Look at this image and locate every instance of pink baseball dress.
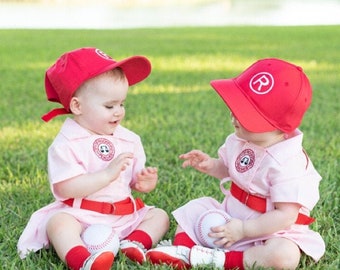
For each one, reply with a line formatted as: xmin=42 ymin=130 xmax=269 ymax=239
xmin=173 ymin=130 xmax=325 ymax=261
xmin=18 ymin=118 xmax=153 ymax=259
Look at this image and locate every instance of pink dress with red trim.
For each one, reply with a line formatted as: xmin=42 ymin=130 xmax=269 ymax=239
xmin=17 ymin=118 xmax=153 ymax=259
xmin=173 ymin=130 xmax=325 ymax=261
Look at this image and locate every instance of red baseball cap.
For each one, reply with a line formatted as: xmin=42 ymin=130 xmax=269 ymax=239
xmin=42 ymin=47 xmax=151 ymax=122
xmin=210 ymin=58 xmax=312 ymax=133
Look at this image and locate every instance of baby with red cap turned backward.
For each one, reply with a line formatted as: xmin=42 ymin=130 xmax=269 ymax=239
xmin=146 ymin=58 xmax=325 ymax=270
xmin=17 ymin=48 xmax=169 ymax=270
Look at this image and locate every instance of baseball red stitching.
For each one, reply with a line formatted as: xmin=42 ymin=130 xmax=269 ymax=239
xmin=86 ymin=228 xmax=116 ymax=252
xmin=196 ymin=210 xmax=230 ymax=247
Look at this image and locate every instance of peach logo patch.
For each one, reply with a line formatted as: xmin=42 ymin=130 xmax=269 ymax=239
xmin=235 ymin=149 xmax=255 ymax=173
xmin=93 ymin=138 xmax=114 ymax=161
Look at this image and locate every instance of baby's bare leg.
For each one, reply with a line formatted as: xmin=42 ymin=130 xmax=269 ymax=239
xmin=135 ymin=208 xmax=169 ymax=245
xmin=244 ymin=238 xmax=301 ymax=270
xmin=46 ymin=212 xmax=84 ymax=262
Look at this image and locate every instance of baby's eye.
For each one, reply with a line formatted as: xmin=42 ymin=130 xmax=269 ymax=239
xmin=105 ymin=105 xmax=113 ymax=109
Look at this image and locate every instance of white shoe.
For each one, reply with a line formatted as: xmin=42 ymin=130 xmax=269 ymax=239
xmin=80 ymin=250 xmax=114 ymax=270
xmin=120 ymin=240 xmax=146 ymax=264
xmin=146 ymin=245 xmax=191 ymax=269
xmin=189 ymin=245 xmax=225 ymax=268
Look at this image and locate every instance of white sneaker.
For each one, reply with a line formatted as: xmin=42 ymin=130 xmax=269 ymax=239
xmin=146 ymin=245 xmax=191 ymax=269
xmin=80 ymin=250 xmax=114 ymax=270
xmin=189 ymin=245 xmax=225 ymax=268
xmin=120 ymin=240 xmax=146 ymax=264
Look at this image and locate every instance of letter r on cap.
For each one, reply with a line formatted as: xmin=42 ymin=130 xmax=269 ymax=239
xmin=249 ymin=72 xmax=274 ymax=94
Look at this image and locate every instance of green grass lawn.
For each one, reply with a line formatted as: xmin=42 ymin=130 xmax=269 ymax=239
xmin=0 ymin=26 xmax=339 ymax=269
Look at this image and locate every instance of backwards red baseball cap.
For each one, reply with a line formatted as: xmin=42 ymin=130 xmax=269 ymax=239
xmin=210 ymin=58 xmax=312 ymax=133
xmin=42 ymin=47 xmax=151 ymax=122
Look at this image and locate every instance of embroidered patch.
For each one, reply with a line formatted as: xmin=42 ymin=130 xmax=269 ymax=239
xmin=93 ymin=138 xmax=114 ymax=161
xmin=235 ymin=149 xmax=255 ymax=173
xmin=249 ymin=72 xmax=274 ymax=95
xmin=95 ymin=48 xmax=112 ymax=60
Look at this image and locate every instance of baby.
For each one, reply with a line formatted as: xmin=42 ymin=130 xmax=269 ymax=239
xmin=18 ymin=47 xmax=169 ymax=270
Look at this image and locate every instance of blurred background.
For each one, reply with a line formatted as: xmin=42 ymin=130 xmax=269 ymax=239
xmin=0 ymin=0 xmax=340 ymax=29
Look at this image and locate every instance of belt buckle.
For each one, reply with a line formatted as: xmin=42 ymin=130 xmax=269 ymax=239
xmin=110 ymin=203 xmax=117 ymax=214
xmin=244 ymin=192 xmax=250 ymax=206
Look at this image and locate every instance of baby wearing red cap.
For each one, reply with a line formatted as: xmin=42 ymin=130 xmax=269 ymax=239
xmin=146 ymin=58 xmax=325 ymax=270
xmin=18 ymin=47 xmax=169 ymax=270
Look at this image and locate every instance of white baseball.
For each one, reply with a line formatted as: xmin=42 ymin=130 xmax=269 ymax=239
xmin=194 ymin=209 xmax=231 ymax=248
xmin=81 ymin=224 xmax=120 ymax=255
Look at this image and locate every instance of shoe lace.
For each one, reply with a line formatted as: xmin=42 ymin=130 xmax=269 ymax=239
xmin=156 ymin=239 xmax=173 ymax=247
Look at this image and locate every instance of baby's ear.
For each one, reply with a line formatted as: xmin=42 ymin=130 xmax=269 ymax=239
xmin=69 ymin=97 xmax=82 ymax=115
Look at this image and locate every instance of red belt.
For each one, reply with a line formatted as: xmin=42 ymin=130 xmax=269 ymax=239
xmin=230 ymin=182 xmax=315 ymax=225
xmin=63 ymin=197 xmax=145 ymax=215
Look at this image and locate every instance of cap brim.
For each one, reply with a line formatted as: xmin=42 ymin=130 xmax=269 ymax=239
xmin=105 ymin=56 xmax=151 ymax=86
xmin=210 ymin=79 xmax=277 ymax=133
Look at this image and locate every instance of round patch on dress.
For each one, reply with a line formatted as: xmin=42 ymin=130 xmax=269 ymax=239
xmin=235 ymin=149 xmax=255 ymax=173
xmin=93 ymin=138 xmax=114 ymax=161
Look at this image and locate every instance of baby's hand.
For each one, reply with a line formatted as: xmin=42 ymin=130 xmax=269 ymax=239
xmin=133 ymin=167 xmax=158 ymax=193
xmin=106 ymin=152 xmax=133 ymax=182
xmin=179 ymin=150 xmax=213 ymax=173
xmin=209 ymin=218 xmax=244 ymax=248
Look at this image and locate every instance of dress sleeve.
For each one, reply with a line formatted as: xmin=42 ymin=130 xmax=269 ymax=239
xmin=48 ymin=143 xmax=87 ymax=199
xmin=269 ymin=153 xmax=322 ymax=210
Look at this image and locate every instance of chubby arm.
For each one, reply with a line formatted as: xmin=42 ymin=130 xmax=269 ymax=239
xmin=211 ymin=202 xmax=301 ymax=248
xmin=242 ymin=202 xmax=300 ymax=237
xmin=53 ymin=152 xmax=133 ymax=198
xmin=179 ymin=150 xmax=229 ymax=179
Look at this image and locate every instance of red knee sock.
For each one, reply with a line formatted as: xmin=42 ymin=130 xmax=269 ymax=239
xmin=65 ymin=245 xmax=91 ymax=270
xmin=173 ymin=232 xmax=196 ymax=248
xmin=225 ymin=251 xmax=244 ymax=270
xmin=125 ymin=230 xmax=152 ymax=249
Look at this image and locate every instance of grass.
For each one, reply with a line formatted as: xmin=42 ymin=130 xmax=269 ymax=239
xmin=0 ymin=26 xmax=339 ymax=269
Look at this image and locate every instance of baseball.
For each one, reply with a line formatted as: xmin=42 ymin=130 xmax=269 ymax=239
xmin=81 ymin=224 xmax=120 ymax=255
xmin=194 ymin=209 xmax=231 ymax=248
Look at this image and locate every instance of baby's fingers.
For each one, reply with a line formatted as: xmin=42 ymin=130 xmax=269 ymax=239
xmin=117 ymin=152 xmax=134 ymax=159
xmin=181 ymin=160 xmax=193 ymax=168
xmin=145 ymin=167 xmax=158 ymax=174
xmin=179 ymin=150 xmax=203 ymax=159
